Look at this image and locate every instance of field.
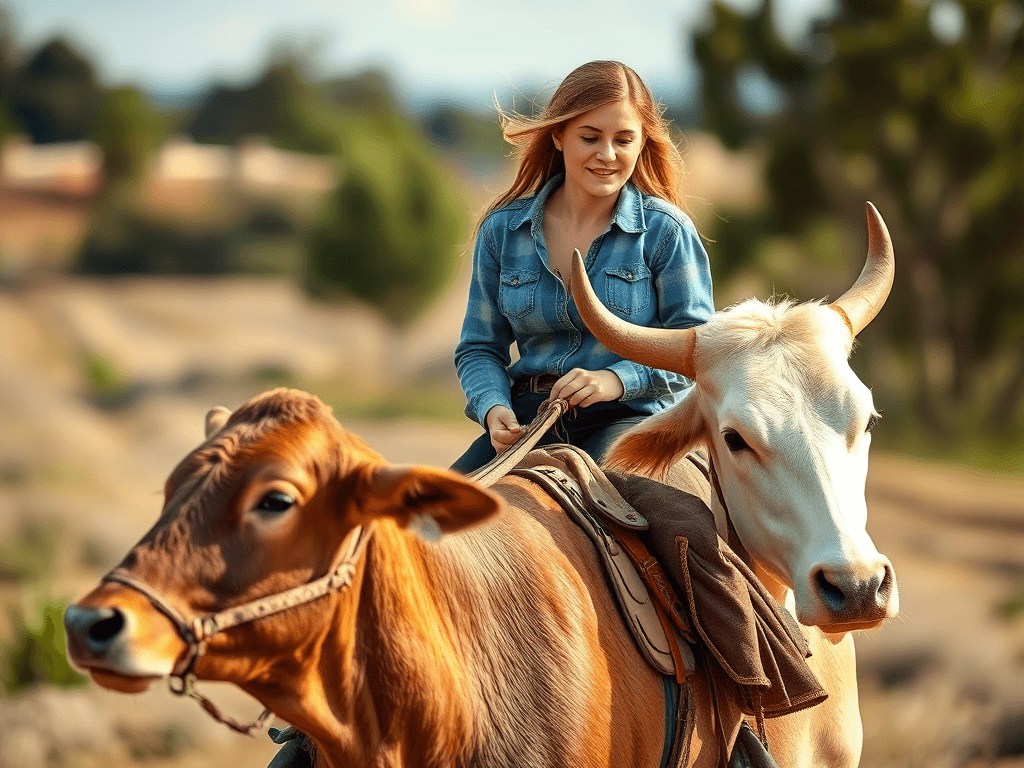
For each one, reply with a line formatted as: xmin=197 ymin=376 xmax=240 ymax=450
xmin=1 ymin=269 xmax=1023 ymax=768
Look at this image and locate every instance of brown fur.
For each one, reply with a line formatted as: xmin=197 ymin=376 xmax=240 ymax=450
xmin=67 ymin=389 xmax=741 ymax=768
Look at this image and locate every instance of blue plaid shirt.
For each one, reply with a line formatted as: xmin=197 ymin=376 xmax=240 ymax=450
xmin=455 ymin=175 xmax=714 ymax=426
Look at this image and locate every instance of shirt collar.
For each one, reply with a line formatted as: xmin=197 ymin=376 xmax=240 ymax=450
xmin=507 ymin=174 xmax=647 ymax=234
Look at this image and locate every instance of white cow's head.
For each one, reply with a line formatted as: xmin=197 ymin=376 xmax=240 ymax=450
xmin=571 ymin=203 xmax=898 ymax=632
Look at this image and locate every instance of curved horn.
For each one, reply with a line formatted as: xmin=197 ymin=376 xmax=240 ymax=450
xmin=569 ymin=249 xmax=697 ymax=379
xmin=831 ymin=202 xmax=895 ymax=336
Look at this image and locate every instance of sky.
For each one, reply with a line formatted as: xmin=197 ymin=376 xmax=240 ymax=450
xmin=4 ymin=0 xmax=836 ymax=111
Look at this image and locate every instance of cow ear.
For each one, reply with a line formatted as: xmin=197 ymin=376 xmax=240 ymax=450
xmin=359 ymin=464 xmax=503 ymax=541
xmin=603 ymin=394 xmax=706 ymax=478
xmin=205 ymin=406 xmax=231 ymax=437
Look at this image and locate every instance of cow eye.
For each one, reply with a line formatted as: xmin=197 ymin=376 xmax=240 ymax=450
xmin=256 ymin=491 xmax=295 ymax=514
xmin=722 ymin=429 xmax=750 ymax=453
xmin=866 ymin=413 xmax=882 ymax=433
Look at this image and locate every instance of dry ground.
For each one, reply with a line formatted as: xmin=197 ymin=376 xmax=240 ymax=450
xmin=1 ymin=273 xmax=1022 ymax=768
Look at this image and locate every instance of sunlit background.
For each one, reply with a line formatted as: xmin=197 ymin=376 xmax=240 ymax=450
xmin=0 ymin=1 xmax=1021 ymax=766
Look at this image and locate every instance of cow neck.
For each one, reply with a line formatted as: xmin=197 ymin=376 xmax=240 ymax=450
xmin=102 ymin=524 xmax=374 ymax=735
xmin=300 ymin=521 xmax=477 ymax=767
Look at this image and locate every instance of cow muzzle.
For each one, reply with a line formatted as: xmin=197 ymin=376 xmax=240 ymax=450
xmin=64 ymin=590 xmax=181 ymax=692
xmin=807 ymin=557 xmax=899 ymax=632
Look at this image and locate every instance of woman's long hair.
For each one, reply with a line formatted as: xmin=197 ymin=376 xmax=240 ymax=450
xmin=482 ymin=61 xmax=686 ymax=224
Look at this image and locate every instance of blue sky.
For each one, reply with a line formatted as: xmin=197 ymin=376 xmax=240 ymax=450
xmin=5 ymin=0 xmax=835 ymax=110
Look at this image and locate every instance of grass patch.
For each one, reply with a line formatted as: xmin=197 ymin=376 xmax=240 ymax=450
xmin=117 ymin=723 xmax=194 ymax=761
xmin=0 ymin=518 xmax=61 ymax=583
xmin=996 ymin=588 xmax=1024 ymax=623
xmin=247 ymin=367 xmax=467 ymax=423
xmin=82 ymin=349 xmax=140 ymax=409
xmin=324 ymin=383 xmax=466 ymax=422
xmin=874 ymin=428 xmax=1024 ymax=476
xmin=0 ymin=460 xmax=29 ymax=488
xmin=1 ymin=593 xmax=87 ymax=694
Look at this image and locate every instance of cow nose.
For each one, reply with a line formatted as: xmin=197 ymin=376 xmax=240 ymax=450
xmin=813 ymin=561 xmax=894 ymax=616
xmin=64 ymin=604 xmax=127 ymax=654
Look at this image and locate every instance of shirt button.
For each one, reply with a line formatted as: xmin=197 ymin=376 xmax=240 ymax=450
xmin=627 ymin=271 xmax=633 ymax=280
xmin=512 ymin=277 xmax=519 ymax=285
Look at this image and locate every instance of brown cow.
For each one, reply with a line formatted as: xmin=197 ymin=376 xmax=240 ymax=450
xmin=65 ymin=389 xmax=740 ymax=768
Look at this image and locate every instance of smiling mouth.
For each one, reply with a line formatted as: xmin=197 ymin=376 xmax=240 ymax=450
xmin=588 ymin=168 xmax=617 ymax=177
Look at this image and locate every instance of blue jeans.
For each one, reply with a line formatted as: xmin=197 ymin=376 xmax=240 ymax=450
xmin=450 ymin=391 xmax=648 ymax=474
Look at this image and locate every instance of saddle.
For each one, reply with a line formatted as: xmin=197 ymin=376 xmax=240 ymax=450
xmin=511 ymin=445 xmax=697 ymax=680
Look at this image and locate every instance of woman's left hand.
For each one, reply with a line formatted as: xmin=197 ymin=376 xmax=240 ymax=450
xmin=547 ymin=368 xmax=624 ymax=408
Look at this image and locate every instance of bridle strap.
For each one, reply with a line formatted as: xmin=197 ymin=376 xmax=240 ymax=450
xmin=101 ymin=524 xmax=374 ymax=734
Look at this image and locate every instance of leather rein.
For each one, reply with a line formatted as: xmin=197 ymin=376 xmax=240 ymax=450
xmin=102 ymin=524 xmax=374 ymax=734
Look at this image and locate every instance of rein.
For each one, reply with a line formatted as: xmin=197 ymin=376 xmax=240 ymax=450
xmin=102 ymin=524 xmax=374 ymax=734
xmin=467 ymin=397 xmax=569 ymax=487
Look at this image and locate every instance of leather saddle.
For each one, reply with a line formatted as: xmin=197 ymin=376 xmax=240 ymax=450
xmin=510 ymin=444 xmax=697 ymax=682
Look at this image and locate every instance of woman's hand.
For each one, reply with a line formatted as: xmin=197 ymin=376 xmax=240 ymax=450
xmin=485 ymin=405 xmax=522 ymax=453
xmin=547 ymin=368 xmax=624 ymax=408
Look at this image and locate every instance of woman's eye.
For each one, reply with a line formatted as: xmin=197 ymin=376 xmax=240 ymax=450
xmin=616 ymin=138 xmax=633 ymax=145
xmin=722 ymin=429 xmax=750 ymax=453
xmin=256 ymin=491 xmax=295 ymax=514
xmin=866 ymin=413 xmax=881 ymax=433
xmin=581 ymin=136 xmax=598 ymax=143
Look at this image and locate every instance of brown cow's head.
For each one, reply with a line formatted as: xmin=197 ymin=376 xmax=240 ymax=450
xmin=64 ymin=389 xmax=501 ymax=694
xmin=572 ymin=203 xmax=899 ymax=633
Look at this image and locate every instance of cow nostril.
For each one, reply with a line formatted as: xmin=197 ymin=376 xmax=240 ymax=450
xmin=87 ymin=611 xmax=125 ymax=645
xmin=876 ymin=563 xmax=894 ymax=603
xmin=815 ymin=568 xmax=847 ymax=612
xmin=65 ymin=605 xmax=126 ymax=654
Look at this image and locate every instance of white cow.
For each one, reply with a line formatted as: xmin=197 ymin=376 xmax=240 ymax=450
xmin=570 ymin=202 xmax=900 ymax=768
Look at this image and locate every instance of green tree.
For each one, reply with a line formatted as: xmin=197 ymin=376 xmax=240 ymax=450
xmin=692 ymin=0 xmax=1024 ymax=445
xmin=305 ymin=109 xmax=464 ymax=326
xmin=187 ymin=58 xmax=338 ymax=154
xmin=90 ymin=86 xmax=169 ymax=181
xmin=9 ymin=37 xmax=100 ymax=143
xmin=0 ymin=5 xmax=20 ymax=140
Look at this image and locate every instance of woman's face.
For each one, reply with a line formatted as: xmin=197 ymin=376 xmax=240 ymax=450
xmin=553 ymin=99 xmax=645 ymax=204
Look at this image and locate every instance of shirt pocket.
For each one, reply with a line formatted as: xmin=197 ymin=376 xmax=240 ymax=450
xmin=498 ymin=269 xmax=541 ymax=319
xmin=604 ymin=262 xmax=652 ymax=317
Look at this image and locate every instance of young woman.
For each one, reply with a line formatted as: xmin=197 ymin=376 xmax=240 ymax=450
xmin=451 ymin=60 xmax=714 ymax=473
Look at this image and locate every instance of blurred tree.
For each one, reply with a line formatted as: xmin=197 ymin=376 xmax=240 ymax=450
xmin=692 ymin=0 xmax=1024 ymax=445
xmin=187 ymin=58 xmax=338 ymax=154
xmin=9 ymin=37 xmax=100 ymax=143
xmin=90 ymin=86 xmax=169 ymax=181
xmin=305 ymin=109 xmax=465 ymax=326
xmin=81 ymin=55 xmax=464 ymax=324
xmin=0 ymin=5 xmax=19 ymax=140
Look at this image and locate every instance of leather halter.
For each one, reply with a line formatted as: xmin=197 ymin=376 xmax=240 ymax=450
xmin=102 ymin=524 xmax=374 ymax=734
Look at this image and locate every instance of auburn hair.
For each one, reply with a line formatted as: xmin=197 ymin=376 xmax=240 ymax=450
xmin=482 ymin=60 xmax=686 ymax=224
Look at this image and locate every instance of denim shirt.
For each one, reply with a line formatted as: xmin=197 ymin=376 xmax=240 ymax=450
xmin=454 ymin=175 xmax=714 ymax=426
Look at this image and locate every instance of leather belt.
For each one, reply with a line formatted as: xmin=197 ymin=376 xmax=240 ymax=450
xmin=512 ymin=374 xmax=559 ymax=396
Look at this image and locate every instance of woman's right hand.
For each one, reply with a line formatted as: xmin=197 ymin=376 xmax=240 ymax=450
xmin=485 ymin=405 xmax=522 ymax=454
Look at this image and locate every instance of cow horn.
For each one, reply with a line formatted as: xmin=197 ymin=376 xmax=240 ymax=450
xmin=569 ymin=250 xmax=697 ymax=379
xmin=830 ymin=202 xmax=895 ymax=336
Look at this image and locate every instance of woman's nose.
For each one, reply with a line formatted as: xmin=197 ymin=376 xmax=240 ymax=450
xmin=595 ymin=141 xmax=615 ymax=161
